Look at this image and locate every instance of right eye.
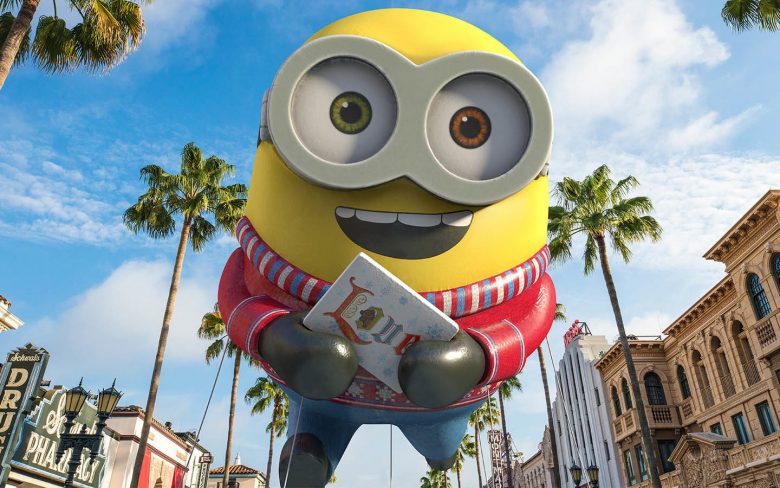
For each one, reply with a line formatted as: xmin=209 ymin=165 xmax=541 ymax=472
xmin=292 ymin=58 xmax=397 ymax=164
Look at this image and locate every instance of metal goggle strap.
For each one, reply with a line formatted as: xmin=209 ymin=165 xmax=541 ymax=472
xmin=259 ymin=35 xmax=553 ymax=206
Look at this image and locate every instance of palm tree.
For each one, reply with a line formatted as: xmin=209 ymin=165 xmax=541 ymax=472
xmin=420 ymin=469 xmax=450 ymax=488
xmin=198 ymin=305 xmax=259 ymax=488
xmin=451 ymin=434 xmax=476 ymax=488
xmin=722 ymin=0 xmax=780 ymax=31
xmin=538 ymin=303 xmax=567 ymax=488
xmin=469 ymin=396 xmax=501 ymax=488
xmin=497 ymin=375 xmax=521 ymax=487
xmin=0 ymin=0 xmax=147 ymax=90
xmin=548 ymin=164 xmax=662 ymax=488
xmin=245 ymin=376 xmax=289 ymax=488
xmin=124 ymin=142 xmax=247 ymax=487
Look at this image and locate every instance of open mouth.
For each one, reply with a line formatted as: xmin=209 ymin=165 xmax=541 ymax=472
xmin=335 ymin=206 xmax=473 ymax=259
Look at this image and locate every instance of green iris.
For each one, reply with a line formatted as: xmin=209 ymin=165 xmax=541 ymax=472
xmin=330 ymin=91 xmax=372 ymax=134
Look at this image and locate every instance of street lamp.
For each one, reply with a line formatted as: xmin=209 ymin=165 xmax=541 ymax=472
xmin=570 ymin=464 xmax=583 ymax=488
xmin=56 ymin=379 xmax=122 ymax=487
xmin=587 ymin=465 xmax=600 ymax=488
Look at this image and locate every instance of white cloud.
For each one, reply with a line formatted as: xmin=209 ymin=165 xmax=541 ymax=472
xmin=13 ymin=259 xmax=217 ymax=378
xmin=543 ymin=0 xmax=742 ymax=153
xmin=140 ymin=0 xmax=223 ymax=52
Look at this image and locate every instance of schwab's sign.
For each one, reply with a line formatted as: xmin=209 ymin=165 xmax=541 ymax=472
xmin=0 ymin=344 xmax=49 ymax=485
xmin=11 ymin=388 xmax=107 ymax=488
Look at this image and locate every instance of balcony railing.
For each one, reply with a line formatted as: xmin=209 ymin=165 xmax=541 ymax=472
xmin=728 ymin=431 xmax=780 ymax=470
xmin=755 ymin=311 xmax=780 ymax=357
xmin=701 ymin=385 xmax=715 ymax=408
xmin=612 ymin=405 xmax=681 ymax=441
xmin=741 ymin=359 xmax=761 ymax=386
xmin=720 ymin=373 xmax=736 ymax=398
xmin=679 ymin=398 xmax=694 ymax=421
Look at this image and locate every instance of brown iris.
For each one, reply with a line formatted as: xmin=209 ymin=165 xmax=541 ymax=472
xmin=449 ymin=106 xmax=491 ymax=149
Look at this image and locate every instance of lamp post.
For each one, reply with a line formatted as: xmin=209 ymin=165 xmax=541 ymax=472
xmin=570 ymin=464 xmax=583 ymax=488
xmin=587 ymin=465 xmax=599 ymax=488
xmin=56 ymin=379 xmax=122 ymax=487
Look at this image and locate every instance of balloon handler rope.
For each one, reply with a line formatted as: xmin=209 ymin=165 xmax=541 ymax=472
xmin=282 ymin=397 xmax=305 ymax=488
xmin=486 ymin=391 xmax=498 ymax=484
xmin=389 ymin=425 xmax=393 ymax=488
xmin=184 ymin=339 xmax=228 ymax=470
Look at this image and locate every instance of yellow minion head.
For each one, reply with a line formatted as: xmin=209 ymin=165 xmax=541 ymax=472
xmin=246 ymin=9 xmax=552 ymax=291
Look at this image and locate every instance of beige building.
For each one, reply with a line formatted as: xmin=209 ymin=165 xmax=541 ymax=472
xmin=208 ymin=459 xmax=266 ymax=488
xmin=0 ymin=295 xmax=23 ymax=332
xmin=595 ymin=189 xmax=780 ymax=487
xmin=516 ymin=427 xmax=555 ymax=488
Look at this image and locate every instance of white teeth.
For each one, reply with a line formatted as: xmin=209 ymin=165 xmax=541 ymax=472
xmin=442 ymin=211 xmax=473 ymax=227
xmin=356 ymin=209 xmax=397 ymax=224
xmin=336 ymin=207 xmax=355 ymax=218
xmin=338 ymin=206 xmax=473 ymax=228
xmin=398 ymin=213 xmax=442 ymax=227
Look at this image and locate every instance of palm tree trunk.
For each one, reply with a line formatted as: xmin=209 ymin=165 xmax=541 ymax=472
xmin=266 ymin=399 xmax=279 ymax=488
xmin=223 ymin=352 xmax=241 ymax=486
xmin=595 ymin=235 xmax=661 ymax=488
xmin=456 ymin=468 xmax=461 ymax=488
xmin=0 ymin=0 xmax=39 ymax=90
xmin=498 ymin=391 xmax=513 ymax=487
xmin=474 ymin=424 xmax=482 ymax=488
xmin=130 ymin=218 xmax=192 ymax=487
xmin=538 ymin=346 xmax=561 ymax=488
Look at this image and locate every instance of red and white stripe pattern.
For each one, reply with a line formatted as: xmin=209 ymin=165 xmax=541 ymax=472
xmin=236 ymin=216 xmax=550 ymax=319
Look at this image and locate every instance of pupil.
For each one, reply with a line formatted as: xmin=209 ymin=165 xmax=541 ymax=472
xmin=340 ymin=102 xmax=362 ymax=124
xmin=460 ymin=116 xmax=481 ymax=139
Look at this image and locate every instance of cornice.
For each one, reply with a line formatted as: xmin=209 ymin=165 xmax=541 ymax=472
xmin=663 ymin=276 xmax=735 ymax=338
xmin=704 ymin=189 xmax=780 ymax=263
xmin=594 ymin=340 xmax=665 ymax=372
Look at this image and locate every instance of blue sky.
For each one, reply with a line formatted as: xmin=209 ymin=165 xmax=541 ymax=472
xmin=1 ymin=0 xmax=780 ymax=486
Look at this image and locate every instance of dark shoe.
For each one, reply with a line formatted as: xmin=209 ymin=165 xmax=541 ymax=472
xmin=278 ymin=433 xmax=330 ymax=487
xmin=426 ymin=452 xmax=458 ymax=471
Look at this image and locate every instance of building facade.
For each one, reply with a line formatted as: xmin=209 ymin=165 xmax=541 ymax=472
xmin=553 ymin=324 xmax=625 ymax=487
xmin=595 ymin=189 xmax=780 ymax=487
xmin=0 ymin=294 xmax=23 ymax=332
xmin=208 ymin=460 xmax=266 ymax=488
xmin=516 ymin=427 xmax=554 ymax=488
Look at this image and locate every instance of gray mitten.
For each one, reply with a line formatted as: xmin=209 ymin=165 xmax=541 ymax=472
xmin=398 ymin=330 xmax=486 ymax=409
xmin=260 ymin=311 xmax=358 ymax=400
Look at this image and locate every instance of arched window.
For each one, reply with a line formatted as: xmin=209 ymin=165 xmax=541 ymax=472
xmin=645 ymin=372 xmax=667 ymax=405
xmin=732 ymin=321 xmax=761 ymax=386
xmin=622 ymin=378 xmax=633 ymax=409
xmin=612 ymin=386 xmax=622 ymax=416
xmin=677 ymin=365 xmax=691 ymax=399
xmin=711 ymin=336 xmax=735 ymax=397
xmin=747 ymin=273 xmax=771 ymax=319
xmin=692 ymin=349 xmax=714 ymax=408
xmin=773 ymin=253 xmax=780 ymax=288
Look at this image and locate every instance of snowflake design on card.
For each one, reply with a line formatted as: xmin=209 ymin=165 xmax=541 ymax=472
xmin=399 ymin=296 xmax=408 ymax=305
xmin=425 ymin=323 xmax=450 ymax=340
xmin=376 ymin=386 xmax=395 ymax=401
xmin=346 ymin=383 xmax=364 ymax=398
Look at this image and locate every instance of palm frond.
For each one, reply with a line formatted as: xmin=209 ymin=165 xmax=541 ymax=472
xmin=583 ymin=234 xmax=598 ymax=275
xmin=498 ymin=375 xmax=522 ymax=399
xmin=722 ymin=0 xmax=760 ymax=30
xmin=757 ymin=0 xmax=780 ymax=30
xmin=204 ymin=339 xmax=224 ymax=364
xmin=32 ymin=16 xmax=77 ymax=73
xmin=0 ymin=12 xmax=31 ymax=66
xmin=189 ymin=215 xmax=216 ymax=252
xmin=554 ymin=303 xmax=567 ymax=322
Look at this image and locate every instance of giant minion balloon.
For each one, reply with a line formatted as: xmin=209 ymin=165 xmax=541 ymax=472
xmin=219 ymin=9 xmax=555 ymax=486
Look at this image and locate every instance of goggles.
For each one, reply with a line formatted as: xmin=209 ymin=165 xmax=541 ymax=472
xmin=260 ymin=35 xmax=553 ymax=206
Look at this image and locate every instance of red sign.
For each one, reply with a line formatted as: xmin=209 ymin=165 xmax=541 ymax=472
xmin=563 ymin=320 xmax=583 ymax=348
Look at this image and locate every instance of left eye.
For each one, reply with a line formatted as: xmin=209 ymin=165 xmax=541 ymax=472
xmin=291 ymin=57 xmax=397 ymax=164
xmin=330 ymin=91 xmax=372 ymax=134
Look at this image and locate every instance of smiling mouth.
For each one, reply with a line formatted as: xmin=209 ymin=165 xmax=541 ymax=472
xmin=335 ymin=206 xmax=473 ymax=259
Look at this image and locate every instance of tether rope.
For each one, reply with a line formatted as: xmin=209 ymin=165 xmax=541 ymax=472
xmin=282 ymin=397 xmax=305 ymax=488
xmin=389 ymin=425 xmax=393 ymax=488
xmin=184 ymin=339 xmax=228 ymax=472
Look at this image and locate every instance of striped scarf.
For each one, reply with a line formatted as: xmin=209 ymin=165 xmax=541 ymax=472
xmin=236 ymin=216 xmax=549 ymax=319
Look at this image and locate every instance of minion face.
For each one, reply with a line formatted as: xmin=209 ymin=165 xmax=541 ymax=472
xmin=247 ymin=9 xmax=552 ymax=291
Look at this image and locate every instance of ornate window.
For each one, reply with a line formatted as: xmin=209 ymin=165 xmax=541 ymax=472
xmin=747 ymin=273 xmax=771 ymax=319
xmin=756 ymin=401 xmax=777 ymax=436
xmin=658 ymin=440 xmax=677 ymax=473
xmin=635 ymin=444 xmax=649 ymax=482
xmin=677 ymin=365 xmax=691 ymax=399
xmin=622 ymin=378 xmax=633 ymax=409
xmin=645 ymin=372 xmax=667 ymax=405
xmin=773 ymin=253 xmax=780 ymax=288
xmin=731 ymin=412 xmax=751 ymax=444
xmin=711 ymin=336 xmax=736 ymax=397
xmin=732 ymin=321 xmax=761 ymax=386
xmin=612 ymin=386 xmax=622 ymax=416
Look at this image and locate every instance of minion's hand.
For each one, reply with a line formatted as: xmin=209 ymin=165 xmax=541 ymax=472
xmin=260 ymin=311 xmax=358 ymax=400
xmin=398 ymin=330 xmax=486 ymax=409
